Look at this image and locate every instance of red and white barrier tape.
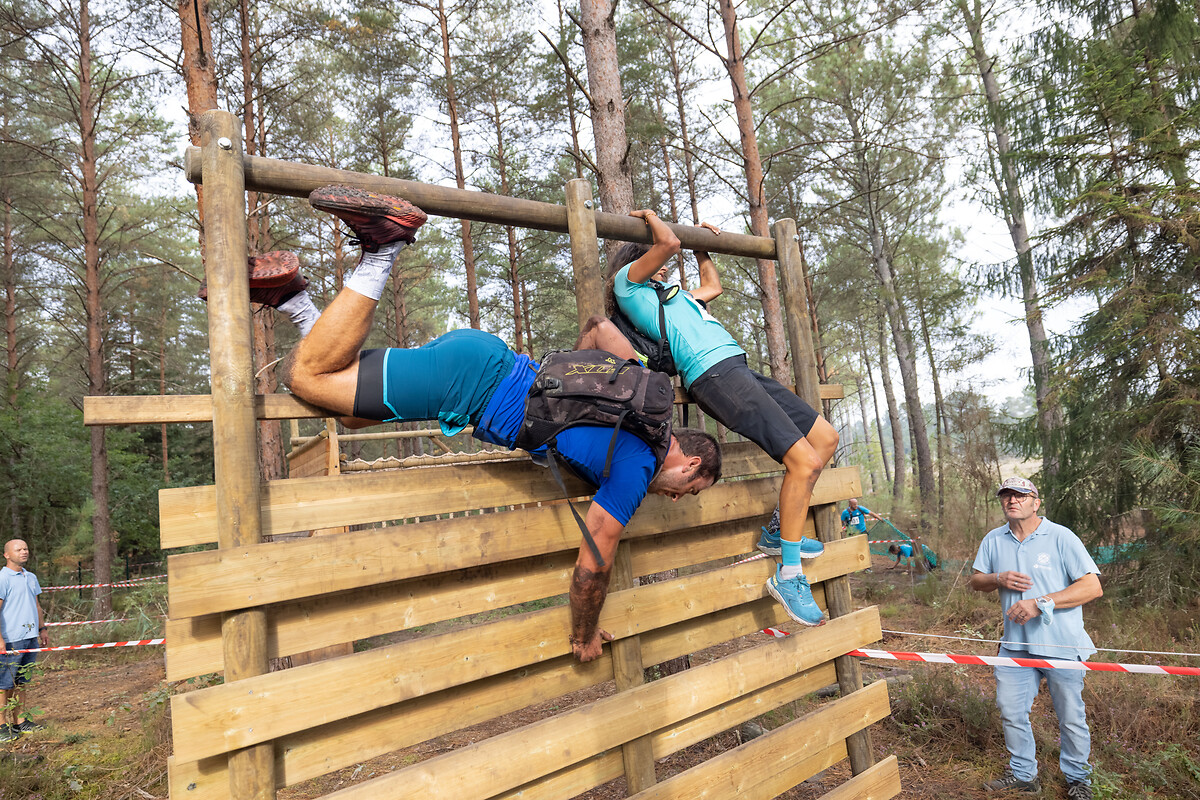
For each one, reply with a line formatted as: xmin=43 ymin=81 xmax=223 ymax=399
xmin=759 ymin=628 xmax=1199 ymax=676
xmin=868 ymin=539 xmax=909 ymax=544
xmin=45 ymin=618 xmax=131 ymax=627
xmin=8 ymin=638 xmax=164 ymax=654
xmin=43 ymin=575 xmax=166 ymax=592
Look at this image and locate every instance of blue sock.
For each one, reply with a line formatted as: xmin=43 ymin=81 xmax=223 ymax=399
xmin=779 ymin=539 xmax=805 ymax=580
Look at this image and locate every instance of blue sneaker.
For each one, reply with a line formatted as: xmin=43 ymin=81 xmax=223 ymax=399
xmin=756 ymin=526 xmax=825 ymax=559
xmin=766 ymin=566 xmax=826 ymax=627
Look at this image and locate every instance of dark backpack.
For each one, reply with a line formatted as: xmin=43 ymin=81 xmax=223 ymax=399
xmin=515 ymin=350 xmax=675 ymax=567
xmin=611 ymin=305 xmax=676 ymax=376
xmin=515 ymin=349 xmax=674 ymax=471
xmin=609 ymin=279 xmax=679 ymax=376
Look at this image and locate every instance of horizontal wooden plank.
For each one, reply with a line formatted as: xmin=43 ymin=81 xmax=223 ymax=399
xmin=84 ymin=392 xmax=329 ymax=425
xmin=169 ymin=599 xmax=823 ymax=800
xmin=168 ymin=545 xmax=870 ymax=761
xmin=164 ymin=529 xmax=863 ymax=681
xmin=626 ymin=682 xmax=890 ymax=800
xmin=166 ymin=475 xmax=782 ymax=618
xmin=159 ymin=449 xmax=854 ymax=550
xmin=491 ymin=662 xmax=841 ymax=800
xmin=88 ymin=381 xmax=845 ymax=426
xmin=816 ymin=755 xmax=901 ymax=800
xmin=312 ymin=608 xmax=881 ymax=800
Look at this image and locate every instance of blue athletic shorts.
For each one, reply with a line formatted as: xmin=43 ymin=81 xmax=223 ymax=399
xmin=352 ymin=330 xmax=514 ymax=433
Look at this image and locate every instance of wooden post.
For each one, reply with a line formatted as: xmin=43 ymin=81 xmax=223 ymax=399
xmin=609 ymin=542 xmax=657 ymax=793
xmin=564 ymin=178 xmax=605 ymax=328
xmin=774 ymin=218 xmax=875 ymax=775
xmin=199 ymin=109 xmax=276 ymax=800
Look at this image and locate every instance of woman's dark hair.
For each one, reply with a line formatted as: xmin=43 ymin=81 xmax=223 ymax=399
xmin=604 ymin=242 xmax=652 ymax=315
xmin=674 ymin=428 xmax=722 ymax=484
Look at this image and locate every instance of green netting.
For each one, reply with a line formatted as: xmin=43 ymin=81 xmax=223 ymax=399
xmin=864 ymin=519 xmax=939 ymax=568
xmin=1091 ymin=539 xmax=1146 ymax=565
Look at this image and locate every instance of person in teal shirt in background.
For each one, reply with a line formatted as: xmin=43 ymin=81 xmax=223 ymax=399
xmin=840 ymin=498 xmax=882 ymax=533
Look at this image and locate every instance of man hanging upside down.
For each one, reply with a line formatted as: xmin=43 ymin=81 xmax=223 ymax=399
xmin=219 ymin=185 xmax=721 ymax=663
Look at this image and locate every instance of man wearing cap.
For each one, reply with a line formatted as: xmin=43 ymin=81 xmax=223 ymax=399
xmin=970 ymin=477 xmax=1102 ymax=799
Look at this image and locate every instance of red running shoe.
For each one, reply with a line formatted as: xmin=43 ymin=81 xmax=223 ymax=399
xmin=308 ymin=185 xmax=427 ymax=251
xmin=198 ymin=251 xmax=303 ymax=304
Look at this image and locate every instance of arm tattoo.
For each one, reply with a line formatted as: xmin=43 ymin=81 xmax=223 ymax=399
xmin=569 ymin=565 xmax=612 ymax=643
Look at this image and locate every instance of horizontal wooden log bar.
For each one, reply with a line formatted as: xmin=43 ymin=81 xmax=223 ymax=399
xmin=159 ymin=443 xmax=838 ymax=549
xmin=183 ymin=148 xmax=776 ymax=260
xmin=626 ymin=683 xmax=891 ymax=800
xmin=169 ymin=606 xmax=837 ymax=800
xmin=168 ymin=552 xmax=871 ymax=762
xmin=304 ymin=609 xmax=881 ymax=800
xmin=85 ymin=385 xmax=843 ymax=426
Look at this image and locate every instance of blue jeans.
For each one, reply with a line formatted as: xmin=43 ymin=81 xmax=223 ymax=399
xmin=994 ymin=645 xmax=1091 ymax=784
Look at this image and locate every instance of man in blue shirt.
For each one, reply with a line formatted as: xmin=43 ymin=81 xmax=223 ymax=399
xmin=0 ymin=539 xmax=48 ymax=741
xmin=841 ymin=498 xmax=882 ymax=533
xmin=606 ymin=211 xmax=838 ymax=629
xmin=970 ymin=477 xmax=1102 ymax=799
xmin=242 ymin=186 xmax=721 ymax=664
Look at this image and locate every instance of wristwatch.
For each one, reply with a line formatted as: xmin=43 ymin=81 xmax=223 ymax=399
xmin=1035 ymin=596 xmax=1055 ymax=624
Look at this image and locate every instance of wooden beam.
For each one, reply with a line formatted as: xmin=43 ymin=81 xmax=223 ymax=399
xmin=86 ymin=385 xmax=843 ymax=426
xmin=814 ymin=756 xmax=902 ymax=800
xmin=566 ymin=178 xmax=605 ymax=327
xmin=182 ymin=148 xmax=776 ymax=260
xmin=168 ymin=554 xmax=873 ymax=762
xmin=291 ymin=609 xmax=880 ymax=800
xmin=169 ymin=602 xmax=833 ymax=800
xmin=625 ymin=683 xmax=891 ymax=800
xmin=158 ymin=447 xmax=856 ymax=549
xmin=198 ymin=109 xmax=275 ymax=800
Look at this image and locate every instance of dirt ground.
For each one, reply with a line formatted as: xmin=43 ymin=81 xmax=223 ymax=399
xmin=5 ymin=553 xmax=1101 ymax=799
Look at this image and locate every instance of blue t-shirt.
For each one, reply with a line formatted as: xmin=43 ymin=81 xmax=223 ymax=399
xmin=896 ymin=544 xmax=914 ymax=558
xmin=474 ymin=354 xmax=657 ymax=526
xmin=973 ymin=517 xmax=1101 ymax=660
xmin=0 ymin=566 xmax=42 ymax=643
xmin=841 ymin=506 xmax=872 ymax=532
xmin=612 ymin=265 xmax=744 ymax=388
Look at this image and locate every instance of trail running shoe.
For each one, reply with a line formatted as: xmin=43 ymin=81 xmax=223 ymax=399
xmin=198 ymin=251 xmax=301 ymax=302
xmin=758 ymin=508 xmax=826 ymax=558
xmin=309 ymin=185 xmax=427 ymax=251
xmin=983 ymin=771 xmax=1041 ymax=794
xmin=1066 ymin=781 xmax=1092 ymax=800
xmin=0 ymin=724 xmax=16 ymax=743
xmin=15 ymin=719 xmax=45 ymax=733
xmin=765 ymin=566 xmax=826 ymax=627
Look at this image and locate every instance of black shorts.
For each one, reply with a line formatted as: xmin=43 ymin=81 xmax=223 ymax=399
xmin=687 ymin=355 xmax=818 ymax=462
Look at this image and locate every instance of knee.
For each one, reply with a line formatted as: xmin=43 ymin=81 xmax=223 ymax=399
xmin=783 ymin=444 xmax=824 ymax=485
xmin=808 ymin=418 xmax=838 ymax=463
xmin=581 ymin=315 xmax=606 ymax=333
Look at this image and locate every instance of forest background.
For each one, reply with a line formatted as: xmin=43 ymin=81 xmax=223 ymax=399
xmin=0 ymin=0 xmax=1196 ymax=625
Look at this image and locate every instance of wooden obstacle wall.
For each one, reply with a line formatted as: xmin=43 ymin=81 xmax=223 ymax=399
xmin=85 ymin=110 xmax=899 ymax=800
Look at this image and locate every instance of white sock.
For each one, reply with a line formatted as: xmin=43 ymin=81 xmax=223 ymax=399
xmin=343 ymin=241 xmax=407 ymax=301
xmin=779 ymin=564 xmax=805 ymax=581
xmin=277 ymin=290 xmax=321 ymax=337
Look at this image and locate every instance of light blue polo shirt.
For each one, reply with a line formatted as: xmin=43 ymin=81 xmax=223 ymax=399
xmin=973 ymin=517 xmax=1100 ymax=660
xmin=612 ymin=265 xmax=743 ymax=388
xmin=0 ymin=566 xmax=42 ymax=644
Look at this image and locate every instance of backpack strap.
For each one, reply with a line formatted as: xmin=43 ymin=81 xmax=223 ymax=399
xmin=545 ymin=442 xmax=606 ymax=568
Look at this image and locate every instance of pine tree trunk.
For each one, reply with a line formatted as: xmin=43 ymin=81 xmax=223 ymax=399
xmin=177 ymin=0 xmax=218 ymax=253
xmin=579 ymin=0 xmax=635 ymax=218
xmin=716 ymin=0 xmax=787 ymax=377
xmin=877 ymin=312 xmax=905 ymax=505
xmin=438 ymin=0 xmax=480 ymax=327
xmin=913 ymin=274 xmax=946 ymax=536
xmin=959 ymin=0 xmax=1061 ymax=482
xmin=857 ymin=324 xmax=891 ymax=488
xmin=79 ymin=0 xmax=113 ymax=618
xmin=855 ymin=372 xmax=879 ymax=493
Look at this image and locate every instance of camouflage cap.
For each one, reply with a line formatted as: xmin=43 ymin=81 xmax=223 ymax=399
xmin=996 ymin=476 xmax=1039 ymax=497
